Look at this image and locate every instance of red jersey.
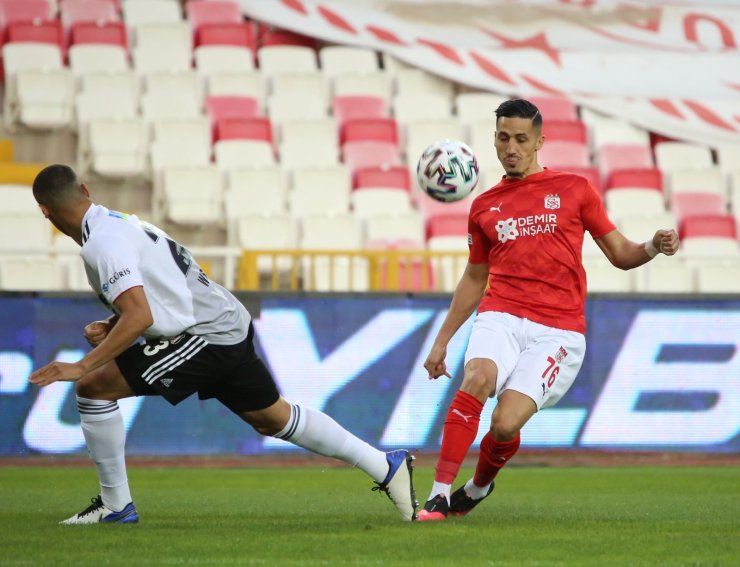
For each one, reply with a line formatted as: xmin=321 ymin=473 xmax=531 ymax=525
xmin=468 ymin=168 xmax=615 ymax=334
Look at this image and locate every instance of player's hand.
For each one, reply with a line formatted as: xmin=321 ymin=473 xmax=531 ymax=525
xmin=29 ymin=361 xmax=87 ymax=387
xmin=84 ymin=320 xmax=112 ymax=347
xmin=652 ymin=229 xmax=679 ymax=256
xmin=424 ymin=344 xmax=452 ymax=380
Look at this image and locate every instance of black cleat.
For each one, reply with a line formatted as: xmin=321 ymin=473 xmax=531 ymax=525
xmin=416 ymin=493 xmax=449 ymax=522
xmin=449 ymin=481 xmax=495 ymax=517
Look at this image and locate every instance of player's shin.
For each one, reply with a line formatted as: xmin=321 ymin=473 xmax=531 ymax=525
xmin=77 ymin=397 xmax=132 ymax=512
xmin=468 ymin=431 xmax=521 ymax=497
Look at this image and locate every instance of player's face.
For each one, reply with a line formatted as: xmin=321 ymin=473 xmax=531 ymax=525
xmin=495 ymin=116 xmax=544 ymax=178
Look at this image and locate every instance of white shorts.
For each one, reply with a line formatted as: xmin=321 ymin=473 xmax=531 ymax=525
xmin=464 ymin=311 xmax=586 ymax=410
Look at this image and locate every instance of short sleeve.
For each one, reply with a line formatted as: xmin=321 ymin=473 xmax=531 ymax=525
xmin=468 ymin=208 xmax=492 ymax=263
xmin=84 ymin=236 xmax=144 ymax=305
xmin=581 ymin=181 xmax=616 ymax=239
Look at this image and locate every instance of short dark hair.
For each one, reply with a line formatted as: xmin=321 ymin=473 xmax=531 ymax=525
xmin=33 ymin=164 xmax=82 ymax=208
xmin=495 ymin=99 xmax=542 ymax=131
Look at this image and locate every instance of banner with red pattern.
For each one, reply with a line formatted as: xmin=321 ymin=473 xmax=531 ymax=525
xmin=240 ymin=0 xmax=740 ymax=147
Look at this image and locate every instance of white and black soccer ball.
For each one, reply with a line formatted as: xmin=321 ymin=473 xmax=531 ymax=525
xmin=416 ymin=139 xmax=480 ymax=203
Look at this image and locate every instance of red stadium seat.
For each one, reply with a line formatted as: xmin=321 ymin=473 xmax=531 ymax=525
xmin=7 ymin=20 xmax=63 ymax=49
xmin=415 ymin=191 xmax=474 ymax=222
xmin=542 ymin=119 xmax=588 ymax=143
xmin=607 ymin=167 xmax=663 ymax=192
xmin=205 ymin=95 xmax=260 ymax=141
xmin=214 ymin=116 xmax=272 ymax=143
xmin=257 ymin=25 xmax=317 ymax=48
xmin=679 ymin=214 xmax=737 ymax=239
xmin=70 ymin=21 xmax=127 ymax=49
xmin=671 ymin=193 xmax=726 ymax=223
xmin=185 ymin=1 xmax=242 ymax=36
xmin=59 ymin=0 xmax=119 ymax=33
xmin=528 ymin=96 xmax=579 ymax=120
xmin=342 ymin=141 xmax=401 ymax=174
xmin=196 ymin=22 xmax=255 ymax=50
xmin=0 ymin=0 xmax=53 ymax=27
xmin=341 ymin=118 xmax=398 ymax=145
xmin=538 ymin=141 xmax=590 ymax=169
xmin=426 ymin=213 xmax=468 ymax=239
xmin=333 ymin=95 xmax=388 ymax=129
xmin=354 ymin=165 xmax=410 ymax=191
xmin=598 ymin=144 xmax=654 ymax=179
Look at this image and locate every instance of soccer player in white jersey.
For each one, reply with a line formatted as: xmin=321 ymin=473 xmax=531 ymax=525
xmin=29 ymin=164 xmax=418 ymax=524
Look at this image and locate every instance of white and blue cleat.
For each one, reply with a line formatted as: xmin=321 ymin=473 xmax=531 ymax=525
xmin=60 ymin=495 xmax=139 ymax=525
xmin=372 ymin=449 xmax=418 ymax=522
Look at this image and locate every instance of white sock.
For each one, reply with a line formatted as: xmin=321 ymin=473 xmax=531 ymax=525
xmin=464 ymin=478 xmax=492 ymax=500
xmin=274 ymin=403 xmax=389 ymax=482
xmin=77 ymin=397 xmax=132 ymax=512
xmin=429 ymin=482 xmax=451 ymax=502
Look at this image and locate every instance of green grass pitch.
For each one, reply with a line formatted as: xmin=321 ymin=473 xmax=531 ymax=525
xmin=0 ymin=464 xmax=738 ymax=566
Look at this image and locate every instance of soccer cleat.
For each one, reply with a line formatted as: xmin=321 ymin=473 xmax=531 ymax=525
xmin=372 ymin=449 xmax=418 ymax=522
xmin=416 ymin=493 xmax=449 ymax=522
xmin=60 ymin=495 xmax=139 ymax=525
xmin=449 ymin=481 xmax=495 ymax=517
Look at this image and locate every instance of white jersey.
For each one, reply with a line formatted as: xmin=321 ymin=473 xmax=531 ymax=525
xmin=80 ymin=204 xmax=250 ymax=345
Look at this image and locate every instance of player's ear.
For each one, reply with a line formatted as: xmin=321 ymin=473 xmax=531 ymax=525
xmin=38 ymin=203 xmax=50 ymax=219
xmin=535 ymin=135 xmax=544 ymax=151
xmin=80 ymin=183 xmax=91 ymax=198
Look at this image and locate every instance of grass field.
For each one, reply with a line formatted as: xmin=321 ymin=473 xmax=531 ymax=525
xmin=1 ymin=463 xmax=738 ymax=566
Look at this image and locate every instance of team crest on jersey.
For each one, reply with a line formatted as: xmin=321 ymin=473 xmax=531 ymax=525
xmin=495 ymin=218 xmax=519 ymax=242
xmin=544 ymin=195 xmax=560 ymax=210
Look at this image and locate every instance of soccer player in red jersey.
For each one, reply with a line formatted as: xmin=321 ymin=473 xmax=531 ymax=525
xmin=416 ymin=99 xmax=680 ymax=521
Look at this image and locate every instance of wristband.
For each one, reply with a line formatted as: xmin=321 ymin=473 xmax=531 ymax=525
xmin=644 ymin=241 xmax=659 ymax=259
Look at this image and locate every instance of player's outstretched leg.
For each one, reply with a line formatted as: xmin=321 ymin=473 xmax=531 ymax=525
xmin=273 ymin=402 xmax=418 ymax=521
xmin=61 ymin=495 xmax=139 ymax=525
xmin=372 ymin=449 xmax=418 ymax=522
xmin=449 ymin=480 xmax=495 ymax=517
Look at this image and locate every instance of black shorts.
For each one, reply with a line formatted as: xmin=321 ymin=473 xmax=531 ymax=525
xmin=115 ymin=324 xmax=280 ymax=414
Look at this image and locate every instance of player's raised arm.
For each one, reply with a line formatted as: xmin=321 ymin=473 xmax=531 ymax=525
xmin=424 ymin=262 xmax=489 ymax=379
xmin=595 ymin=228 xmax=680 ymax=270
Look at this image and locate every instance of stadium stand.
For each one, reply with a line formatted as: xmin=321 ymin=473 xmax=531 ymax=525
xmin=1 ymin=2 xmax=737 ymax=294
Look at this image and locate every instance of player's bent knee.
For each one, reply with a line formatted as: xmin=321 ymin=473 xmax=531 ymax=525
xmin=491 ymin=414 xmax=522 ymax=441
xmin=461 ymin=359 xmax=497 ymax=399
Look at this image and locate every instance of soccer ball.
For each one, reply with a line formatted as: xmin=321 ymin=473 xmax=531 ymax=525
xmin=416 ymin=139 xmax=480 ymax=203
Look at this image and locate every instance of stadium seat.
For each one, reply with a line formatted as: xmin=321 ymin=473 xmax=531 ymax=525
xmin=194 ymin=45 xmax=255 ymax=75
xmin=289 ymin=179 xmax=350 ymax=218
xmin=333 ymin=95 xmax=388 ymax=128
xmin=280 ymin=138 xmax=339 ymax=169
xmin=77 ymin=71 xmax=139 ymax=121
xmin=427 ymin=234 xmax=468 ymax=291
xmin=426 ymin=213 xmax=468 ymax=239
xmin=618 ymin=213 xmax=677 ymax=241
xmin=60 ymin=0 xmax=119 ymax=34
xmin=162 ymin=165 xmax=223 ymax=225
xmin=583 ymin=258 xmax=634 ymax=292
xmin=235 ymin=213 xmax=298 ymax=269
xmin=478 ymin=164 xmax=506 ymax=191
xmin=0 ymin=0 xmax=54 ymax=28
xmin=680 ymin=213 xmax=736 ymax=239
xmin=582 ymin=111 xmax=651 ymax=151
xmin=136 ymin=22 xmax=191 ymax=55
xmin=604 ymin=187 xmax=666 ymax=220
xmin=363 ymin=213 xmax=423 ymax=246
xmin=214 ymin=116 xmax=272 ymax=143
xmin=0 ymin=215 xmax=52 ymax=253
xmin=351 ymin=188 xmax=412 ymax=218
xmin=196 ymin=22 xmax=254 ymax=50
xmin=206 ymin=95 xmax=260 ymax=137
xmin=319 ymin=46 xmax=379 ymax=76
xmin=291 ymin=164 xmax=350 ymax=195
xmin=0 ymin=257 xmax=65 ymax=291
xmin=607 ymin=167 xmax=663 ymax=192
xmin=466 ymin=120 xmax=499 ymax=171
xmin=85 ymin=117 xmax=148 ymax=177
xmin=455 ymin=92 xmax=509 ymax=124
xmin=278 ymin=117 xmax=336 ymax=150
xmin=716 ymin=143 xmax=740 ymax=174
xmin=268 ymin=91 xmax=327 ymax=123
xmin=405 ymin=118 xmax=466 ymax=163
xmin=354 ymin=165 xmax=411 ymax=191
xmin=332 ymin=72 xmax=392 ymax=106
xmin=271 ymin=72 xmax=329 ymax=113
xmin=14 ymin=69 xmax=74 ymax=129
xmin=394 ymin=68 xmax=454 ymax=100
xmin=207 ymin=71 xmax=266 ymax=111
xmin=70 ymin=21 xmax=128 ymax=49
xmin=565 ymin=166 xmax=602 ymax=194
xmin=342 ymin=141 xmax=402 ymax=174
xmin=542 ymin=120 xmax=588 ymax=143
xmin=696 ymin=262 xmax=740 ymax=293
xmin=133 ymin=43 xmax=191 ymax=75
xmin=341 ymin=117 xmax=398 ymax=145
xmin=635 ymin=257 xmax=694 ymax=293
xmin=225 ymin=166 xmax=286 ymax=220
xmin=141 ymin=86 xmax=200 ymax=123
xmin=122 ymin=0 xmax=182 ymax=28
xmin=257 ymin=25 xmax=315 ymax=48
xmin=527 ymin=96 xmax=579 ymax=121
xmin=150 ymin=117 xmax=211 ymax=175
xmin=69 ymin=44 xmax=128 ymax=75
xmin=415 ymin=189 xmax=476 ymax=222
xmin=538 ymin=141 xmax=590 ymax=169
xmin=185 ymin=0 xmax=242 ymax=36
xmin=0 ymin=185 xmax=38 ymax=215
xmin=257 ymin=45 xmax=318 ymax=75
xmin=7 ymin=21 xmax=64 ymax=51
xmin=654 ymin=141 xmax=714 ymax=172
xmin=668 ymin=168 xmax=725 ymax=197
xmin=670 ymin=193 xmax=726 ymax=223
xmin=598 ymin=144 xmax=654 ymax=180
xmin=214 ymin=139 xmax=275 ymax=169
xmin=393 ymin=94 xmax=452 ymax=123
xmin=145 ymin=69 xmax=202 ymax=102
